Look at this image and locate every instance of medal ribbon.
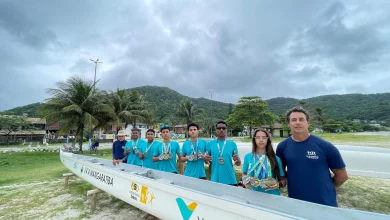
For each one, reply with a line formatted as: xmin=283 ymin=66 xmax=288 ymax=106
xmin=217 ymin=140 xmax=226 ymax=158
xmin=162 ymin=142 xmax=171 ymax=154
xmin=132 ymin=139 xmax=139 ymax=150
xmin=190 ymin=140 xmax=198 ymax=156
xmin=145 ymin=141 xmax=154 ymax=154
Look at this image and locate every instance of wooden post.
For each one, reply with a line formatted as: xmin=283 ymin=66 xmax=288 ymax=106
xmin=87 ymin=189 xmax=102 ymax=212
xmin=63 ymin=173 xmax=75 ymax=188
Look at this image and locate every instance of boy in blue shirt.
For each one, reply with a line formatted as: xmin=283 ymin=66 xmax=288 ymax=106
xmin=276 ymin=106 xmax=348 ymax=207
xmin=141 ymin=129 xmax=161 ymax=170
xmin=204 ymin=121 xmax=241 ymax=185
xmin=124 ymin=128 xmax=146 ymax=166
xmin=181 ymin=123 xmax=208 ymax=179
xmin=152 ymin=124 xmax=182 ymax=173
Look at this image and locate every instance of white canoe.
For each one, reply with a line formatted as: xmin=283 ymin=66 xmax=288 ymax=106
xmin=60 ymin=150 xmax=389 ymax=220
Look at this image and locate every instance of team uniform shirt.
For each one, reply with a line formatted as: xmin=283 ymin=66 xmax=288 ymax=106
xmin=125 ymin=138 xmax=147 ymax=166
xmin=182 ymin=139 xmax=207 ymax=178
xmin=276 ymin=135 xmax=346 ymax=207
xmin=206 ymin=139 xmax=239 ymax=185
xmin=153 ymin=140 xmax=181 ymax=173
xmin=242 ymin=153 xmax=285 ymax=195
xmin=143 ymin=140 xmax=161 ymax=170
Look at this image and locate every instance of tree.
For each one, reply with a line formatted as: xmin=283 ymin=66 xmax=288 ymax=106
xmin=175 ymin=99 xmax=203 ymax=137
xmin=39 ymin=77 xmax=113 ymax=152
xmin=105 ymin=89 xmax=152 ymax=132
xmin=313 ymin=107 xmax=326 ymax=131
xmin=0 ymin=115 xmax=29 ymax=145
xmin=227 ymin=96 xmax=276 ymax=137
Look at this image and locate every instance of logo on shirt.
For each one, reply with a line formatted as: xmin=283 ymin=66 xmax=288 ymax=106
xmin=176 ymin=198 xmax=198 ymax=220
xmin=306 ymin=151 xmax=319 ymax=159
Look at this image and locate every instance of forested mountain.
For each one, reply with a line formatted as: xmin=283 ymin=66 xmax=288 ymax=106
xmin=267 ymin=93 xmax=390 ymax=121
xmin=129 ymin=86 xmax=231 ymax=122
xmin=2 ymin=86 xmax=390 ymax=122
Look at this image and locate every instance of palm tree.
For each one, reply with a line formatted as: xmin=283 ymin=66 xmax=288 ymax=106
xmin=105 ymin=89 xmax=152 ymax=132
xmin=175 ymin=99 xmax=203 ymax=137
xmin=39 ymin=77 xmax=113 ymax=151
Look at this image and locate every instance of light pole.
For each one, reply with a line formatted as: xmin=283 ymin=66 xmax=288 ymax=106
xmin=209 ymin=90 xmax=214 ymax=138
xmin=90 ymin=59 xmax=102 ymax=90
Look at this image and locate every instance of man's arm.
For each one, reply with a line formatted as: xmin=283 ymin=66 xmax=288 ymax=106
xmin=331 ymin=168 xmax=348 ymax=188
xmin=276 ymin=142 xmax=287 ymax=177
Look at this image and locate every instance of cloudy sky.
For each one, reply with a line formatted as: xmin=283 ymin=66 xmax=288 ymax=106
xmin=1 ymin=0 xmax=390 ymax=111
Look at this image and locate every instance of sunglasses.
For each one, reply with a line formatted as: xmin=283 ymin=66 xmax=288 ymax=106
xmin=216 ymin=127 xmax=227 ymax=130
xmin=160 ymin=124 xmax=169 ymax=129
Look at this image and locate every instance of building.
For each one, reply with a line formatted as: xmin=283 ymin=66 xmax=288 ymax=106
xmin=258 ymin=123 xmax=290 ymax=138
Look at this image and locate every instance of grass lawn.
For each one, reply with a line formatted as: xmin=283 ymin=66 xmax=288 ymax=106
xmin=1 ymin=149 xmax=389 ymax=219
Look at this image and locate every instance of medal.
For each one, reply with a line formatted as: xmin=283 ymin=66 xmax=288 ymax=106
xmin=188 ymin=155 xmax=194 ymax=161
xmin=134 ymin=148 xmax=139 ymax=154
xmin=250 ymin=177 xmax=261 ymax=187
xmin=163 ymin=153 xmax=169 ymax=160
xmin=242 ymin=175 xmax=250 ymax=185
xmin=168 ymin=153 xmax=172 ymax=159
xmin=217 ymin=140 xmax=227 ymax=165
xmin=144 ymin=152 xmax=148 ymax=157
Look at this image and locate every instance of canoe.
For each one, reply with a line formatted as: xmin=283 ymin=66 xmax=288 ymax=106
xmin=60 ymin=150 xmax=389 ymax=220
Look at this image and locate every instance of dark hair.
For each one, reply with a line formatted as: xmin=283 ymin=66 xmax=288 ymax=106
xmin=215 ymin=120 xmax=227 ymax=128
xmin=285 ymin=106 xmax=310 ymax=123
xmin=131 ymin=128 xmax=140 ymax=132
xmin=146 ymin=129 xmax=155 ymax=134
xmin=187 ymin=122 xmax=199 ymax=131
xmin=252 ymin=129 xmax=281 ymax=181
xmin=160 ymin=123 xmax=170 ymax=132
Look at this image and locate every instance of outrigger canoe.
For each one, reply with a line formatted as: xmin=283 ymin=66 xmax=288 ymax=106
xmin=60 ymin=150 xmax=389 ymax=220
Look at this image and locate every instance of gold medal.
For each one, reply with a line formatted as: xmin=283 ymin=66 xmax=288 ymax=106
xmin=163 ymin=153 xmax=169 ymax=160
xmin=250 ymin=177 xmax=261 ymax=187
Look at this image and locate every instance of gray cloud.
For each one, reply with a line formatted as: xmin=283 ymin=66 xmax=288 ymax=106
xmin=1 ymin=0 xmax=390 ymax=111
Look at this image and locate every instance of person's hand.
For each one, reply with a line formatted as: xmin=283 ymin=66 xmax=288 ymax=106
xmin=112 ymin=159 xmax=117 ymax=166
xmin=198 ymin=150 xmax=203 ymax=159
xmin=233 ymin=150 xmax=240 ymax=162
xmin=203 ymin=152 xmax=212 ymax=162
xmin=138 ymin=152 xmax=144 ymax=160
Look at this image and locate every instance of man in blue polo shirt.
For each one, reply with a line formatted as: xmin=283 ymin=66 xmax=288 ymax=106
xmin=112 ymin=130 xmax=127 ymax=165
xmin=181 ymin=123 xmax=208 ymax=179
xmin=204 ymin=121 xmax=241 ymax=185
xmin=276 ymin=106 xmax=348 ymax=207
xmin=142 ymin=129 xmax=161 ymax=170
xmin=152 ymin=124 xmax=182 ymax=173
xmin=124 ymin=128 xmax=147 ymax=166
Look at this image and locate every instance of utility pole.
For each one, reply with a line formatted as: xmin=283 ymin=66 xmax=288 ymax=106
xmin=89 ymin=59 xmax=103 ymax=141
xmin=90 ymin=59 xmax=102 ymax=90
xmin=209 ymin=90 xmax=214 ymax=138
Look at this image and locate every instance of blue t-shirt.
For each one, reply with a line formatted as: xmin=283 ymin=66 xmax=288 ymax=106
xmin=153 ymin=140 xmax=181 ymax=173
xmin=182 ymin=139 xmax=207 ymax=178
xmin=276 ymin=135 xmax=346 ymax=207
xmin=112 ymin=140 xmax=127 ymax=160
xmin=242 ymin=153 xmax=285 ymax=195
xmin=206 ymin=139 xmax=239 ymax=185
xmin=143 ymin=140 xmax=161 ymax=170
xmin=125 ymin=138 xmax=147 ymax=166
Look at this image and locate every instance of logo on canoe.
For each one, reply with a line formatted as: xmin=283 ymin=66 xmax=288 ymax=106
xmin=176 ymin=198 xmax=198 ymax=220
xmin=130 ymin=182 xmax=155 ymax=205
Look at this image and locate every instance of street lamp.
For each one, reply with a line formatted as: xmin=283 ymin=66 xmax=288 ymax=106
xmin=90 ymin=59 xmax=102 ymax=90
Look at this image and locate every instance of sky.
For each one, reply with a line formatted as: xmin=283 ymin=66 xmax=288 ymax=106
xmin=1 ymin=0 xmax=390 ymax=111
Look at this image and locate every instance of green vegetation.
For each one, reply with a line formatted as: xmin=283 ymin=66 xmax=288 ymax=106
xmin=227 ymin=96 xmax=275 ymax=137
xmin=267 ymin=93 xmax=390 ymax=121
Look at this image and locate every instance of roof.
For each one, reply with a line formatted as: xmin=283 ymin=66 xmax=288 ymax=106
xmin=0 ymin=130 xmax=46 ymax=135
xmin=258 ymin=123 xmax=283 ymax=129
xmin=26 ymin=118 xmax=47 ymax=124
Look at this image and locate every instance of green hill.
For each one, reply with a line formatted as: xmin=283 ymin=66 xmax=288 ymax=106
xmin=2 ymin=86 xmax=390 ymax=122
